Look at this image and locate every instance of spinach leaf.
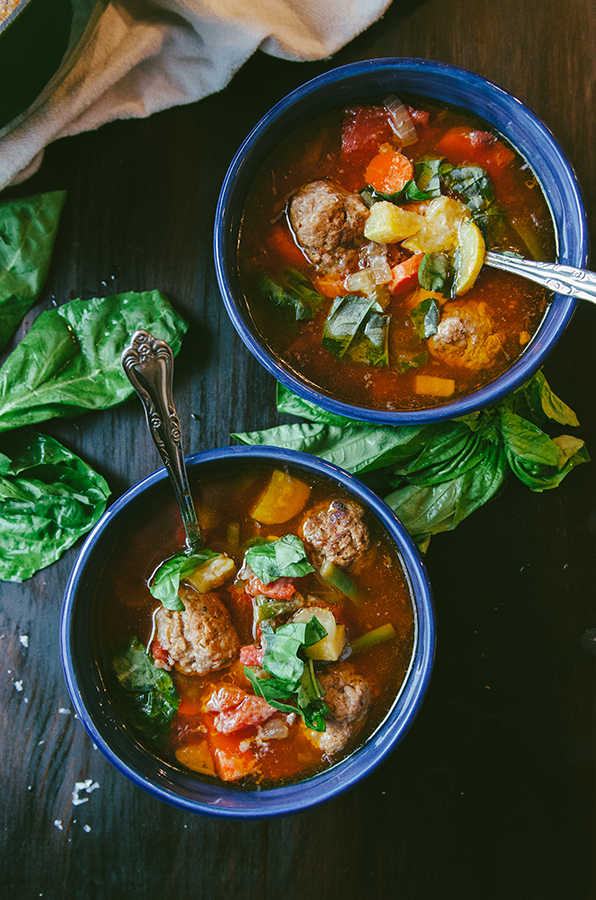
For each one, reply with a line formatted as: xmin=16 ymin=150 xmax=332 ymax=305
xmin=418 ymin=253 xmax=451 ymax=294
xmin=414 ymin=157 xmax=443 ymax=196
xmin=0 ymin=191 xmax=67 ymax=351
xmin=410 ymin=296 xmax=439 ymax=339
xmin=440 ymin=164 xmax=494 ymax=212
xmin=0 ymin=427 xmax=110 ymax=582
xmin=149 ymin=548 xmax=220 ymax=611
xmin=245 ymin=618 xmax=329 ymax=730
xmin=259 ymin=270 xmax=322 ymax=320
xmin=322 ymin=294 xmax=390 ymax=366
xmin=111 ymin=635 xmax=180 ymax=746
xmin=245 ymin=534 xmax=314 ymax=584
xmin=0 ymin=289 xmax=187 ymax=433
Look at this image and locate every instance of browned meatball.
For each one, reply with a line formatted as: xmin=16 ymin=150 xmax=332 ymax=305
xmin=288 ymin=179 xmax=369 ymax=276
xmin=306 ymin=663 xmax=371 ymax=756
xmin=301 ymin=499 xmax=369 ymax=568
xmin=153 ymin=585 xmax=240 ymax=676
xmin=428 ymin=299 xmax=502 ymax=370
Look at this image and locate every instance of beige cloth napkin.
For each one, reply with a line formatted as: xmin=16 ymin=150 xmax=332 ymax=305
xmin=0 ymin=0 xmax=391 ymax=190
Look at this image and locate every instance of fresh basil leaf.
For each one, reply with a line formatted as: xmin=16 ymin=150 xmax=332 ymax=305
xmin=0 ymin=191 xmax=67 ymax=351
xmin=394 ymin=350 xmax=429 ymax=373
xmin=0 ymin=427 xmax=110 ymax=582
xmin=322 ymin=294 xmax=390 ymax=366
xmin=111 ymin=635 xmax=180 ymax=746
xmin=472 ymin=204 xmax=507 ymax=247
xmin=149 ymin=548 xmax=219 ymax=611
xmin=418 ymin=252 xmax=451 ymax=294
xmin=499 ymin=409 xmax=561 ymax=467
xmin=275 ymin=382 xmax=355 ymax=425
xmin=359 ymin=181 xmax=433 ymax=208
xmin=441 ymin=164 xmax=494 ymax=212
xmin=392 ymin=421 xmax=493 ymax=486
xmin=245 ymin=534 xmax=314 ymax=584
xmin=414 ymin=157 xmax=443 ymax=196
xmin=410 ymin=295 xmax=440 ymax=339
xmin=522 ymin=369 xmax=580 ymax=428
xmin=0 ymin=290 xmax=187 ymax=433
xmin=258 ymin=270 xmax=322 ymax=321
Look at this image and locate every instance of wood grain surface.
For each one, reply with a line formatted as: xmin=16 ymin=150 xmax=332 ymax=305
xmin=1 ymin=1 xmax=595 ymax=897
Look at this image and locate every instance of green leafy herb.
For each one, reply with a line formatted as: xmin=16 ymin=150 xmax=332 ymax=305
xmin=410 ymin=296 xmax=440 ymax=339
xmin=232 ymin=372 xmax=589 ymax=552
xmin=0 ymin=191 xmax=67 ymax=351
xmin=111 ymin=635 xmax=180 ymax=746
xmin=414 ymin=157 xmax=443 ymax=196
xmin=245 ymin=534 xmax=314 ymax=584
xmin=259 ymin=269 xmax=323 ymax=321
xmin=245 ymin=618 xmax=329 ymax=730
xmin=360 ymin=180 xmax=433 ymax=208
xmin=440 ymin=164 xmax=494 ymax=212
xmin=322 ymin=294 xmax=390 ymax=366
xmin=150 ymin=548 xmax=220 ymax=611
xmin=0 ymin=427 xmax=110 ymax=582
xmin=418 ymin=252 xmax=451 ymax=294
xmin=0 ymin=289 xmax=187 ymax=433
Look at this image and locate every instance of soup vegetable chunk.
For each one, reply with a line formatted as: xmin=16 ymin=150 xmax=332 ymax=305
xmin=99 ymin=464 xmax=415 ymax=788
xmin=237 ymin=95 xmax=555 ymax=410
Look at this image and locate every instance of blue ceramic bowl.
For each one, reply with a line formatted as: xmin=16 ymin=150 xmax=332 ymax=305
xmin=61 ymin=446 xmax=435 ymax=818
xmin=214 ymin=58 xmax=588 ymax=424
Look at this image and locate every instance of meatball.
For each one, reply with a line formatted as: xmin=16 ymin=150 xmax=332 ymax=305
xmin=428 ymin=299 xmax=502 ymax=370
xmin=288 ymin=179 xmax=369 ymax=276
xmin=307 ymin=663 xmax=371 ymax=756
xmin=301 ymin=499 xmax=369 ymax=568
xmin=153 ymin=585 xmax=240 ymax=676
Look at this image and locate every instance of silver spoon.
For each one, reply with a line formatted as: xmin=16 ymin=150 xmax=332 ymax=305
xmin=484 ymin=252 xmax=596 ymax=304
xmin=121 ymin=329 xmax=204 ymax=553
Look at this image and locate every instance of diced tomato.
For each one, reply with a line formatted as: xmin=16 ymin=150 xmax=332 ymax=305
xmin=205 ymin=728 xmax=259 ymax=782
xmin=407 ymin=106 xmax=430 ymax=127
xmin=436 ymin=127 xmax=515 ymax=174
xmin=206 ymin=684 xmax=276 ymax=733
xmin=365 ymin=144 xmax=415 ymax=194
xmin=389 ymin=253 xmax=424 ymax=295
xmin=266 ymin=223 xmax=307 ymax=267
xmin=342 ymin=104 xmax=394 ymax=165
xmin=152 ymin=640 xmax=169 ymax=666
xmin=240 ymin=644 xmax=265 ymax=667
xmin=245 ymin=575 xmax=297 ymax=600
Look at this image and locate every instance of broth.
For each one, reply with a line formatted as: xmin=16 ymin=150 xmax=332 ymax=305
xmin=237 ymin=96 xmax=555 ymax=411
xmin=96 ymin=462 xmax=416 ymax=789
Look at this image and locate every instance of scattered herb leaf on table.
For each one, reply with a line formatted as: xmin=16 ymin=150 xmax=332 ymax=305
xmin=0 ymin=191 xmax=67 ymax=351
xmin=0 ymin=427 xmax=111 ymax=581
xmin=0 ymin=289 xmax=188 ymax=432
xmin=232 ymin=375 xmax=589 ymax=551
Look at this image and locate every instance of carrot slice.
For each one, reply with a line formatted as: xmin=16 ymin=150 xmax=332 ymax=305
xmin=436 ymin=128 xmax=515 ymax=173
xmin=389 ymin=253 xmax=424 ymax=295
xmin=365 ymin=144 xmax=414 ymax=193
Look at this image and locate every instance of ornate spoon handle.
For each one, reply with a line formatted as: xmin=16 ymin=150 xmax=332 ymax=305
xmin=484 ymin=251 xmax=596 ymax=304
xmin=121 ymin=330 xmax=203 ymax=552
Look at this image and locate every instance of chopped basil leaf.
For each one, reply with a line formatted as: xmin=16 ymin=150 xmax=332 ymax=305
xmin=414 ymin=156 xmax=443 ymax=196
xmin=410 ymin=297 xmax=440 ymax=339
xmin=111 ymin=635 xmax=180 ymax=747
xmin=418 ymin=252 xmax=451 ymax=293
xmin=322 ymin=294 xmax=390 ymax=366
xmin=441 ymin=164 xmax=494 ymax=212
xmin=472 ymin=204 xmax=507 ymax=247
xmin=149 ymin=548 xmax=219 ymax=611
xmin=245 ymin=533 xmax=314 ymax=585
xmin=360 ymin=181 xmax=433 ymax=208
xmin=394 ymin=350 xmax=429 ymax=373
xmin=258 ymin=269 xmax=323 ymax=321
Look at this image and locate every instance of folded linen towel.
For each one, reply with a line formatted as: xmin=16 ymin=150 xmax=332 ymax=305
xmin=0 ymin=0 xmax=391 ymax=190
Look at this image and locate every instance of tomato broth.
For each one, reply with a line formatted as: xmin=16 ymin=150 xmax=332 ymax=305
xmin=96 ymin=462 xmax=416 ymax=789
xmin=237 ymin=96 xmax=555 ymax=411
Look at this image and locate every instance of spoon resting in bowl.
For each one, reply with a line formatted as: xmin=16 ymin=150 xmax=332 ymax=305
xmin=121 ymin=329 xmax=204 ymax=553
xmin=484 ymin=252 xmax=596 ymax=304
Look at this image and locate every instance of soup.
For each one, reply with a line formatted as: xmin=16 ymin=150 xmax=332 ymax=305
xmin=237 ymin=95 xmax=555 ymax=411
xmin=96 ymin=461 xmax=415 ymax=788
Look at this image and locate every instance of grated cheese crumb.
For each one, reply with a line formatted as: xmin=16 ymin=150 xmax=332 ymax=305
xmin=14 ymin=680 xmax=23 ymax=692
xmin=19 ymin=635 xmax=29 ymax=648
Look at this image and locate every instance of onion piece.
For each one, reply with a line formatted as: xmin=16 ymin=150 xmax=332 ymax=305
xmin=383 ymin=94 xmax=418 ymax=147
xmin=364 ymin=241 xmax=392 ymax=285
xmin=345 ymin=269 xmax=377 ymax=295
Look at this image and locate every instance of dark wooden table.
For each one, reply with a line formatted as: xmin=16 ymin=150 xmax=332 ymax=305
xmin=2 ymin=1 xmax=595 ymax=897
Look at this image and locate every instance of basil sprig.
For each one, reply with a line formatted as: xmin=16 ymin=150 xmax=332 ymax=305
xmin=149 ymin=548 xmax=220 ymax=611
xmin=259 ymin=269 xmax=323 ymax=321
xmin=245 ymin=534 xmax=314 ymax=585
xmin=245 ymin=618 xmax=329 ymax=731
xmin=322 ymin=294 xmax=390 ymax=366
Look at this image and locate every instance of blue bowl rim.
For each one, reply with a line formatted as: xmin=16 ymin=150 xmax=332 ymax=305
xmin=61 ymin=445 xmax=435 ymax=819
xmin=214 ymin=57 xmax=589 ymax=425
